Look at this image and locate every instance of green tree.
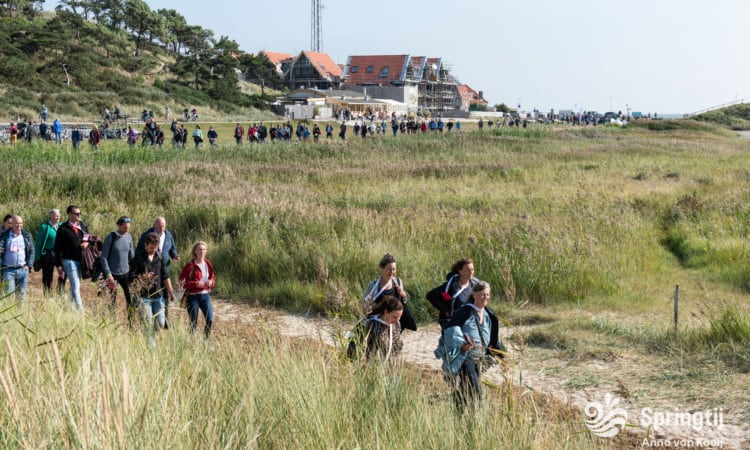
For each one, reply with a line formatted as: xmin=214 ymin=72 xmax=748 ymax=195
xmin=0 ymin=0 xmax=43 ymax=18
xmin=241 ymin=52 xmax=282 ymax=96
xmin=123 ymin=0 xmax=156 ymax=56
xmin=494 ymin=103 xmax=510 ymax=113
xmin=158 ymin=8 xmax=187 ymax=54
xmin=171 ymin=25 xmax=213 ymax=90
xmin=207 ymin=36 xmax=242 ymax=103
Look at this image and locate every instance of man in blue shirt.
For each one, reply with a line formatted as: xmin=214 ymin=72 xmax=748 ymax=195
xmin=0 ymin=215 xmax=35 ymax=303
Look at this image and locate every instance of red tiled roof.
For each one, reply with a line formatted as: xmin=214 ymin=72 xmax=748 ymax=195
xmin=260 ymin=51 xmax=293 ymax=65
xmin=457 ymin=84 xmax=473 ymax=100
xmin=458 ymin=84 xmax=488 ymax=104
xmin=302 ymin=50 xmax=343 ymax=79
xmin=345 ymin=55 xmax=410 ymax=85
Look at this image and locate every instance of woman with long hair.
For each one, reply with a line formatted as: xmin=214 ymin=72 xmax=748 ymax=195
xmin=179 ymin=241 xmax=215 ymax=338
xmin=362 ymin=253 xmax=416 ymax=332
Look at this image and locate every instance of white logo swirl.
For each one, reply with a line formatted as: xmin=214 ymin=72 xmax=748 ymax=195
xmin=584 ymin=393 xmax=628 ymax=438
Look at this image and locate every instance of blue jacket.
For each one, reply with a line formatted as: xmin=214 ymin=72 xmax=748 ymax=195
xmin=435 ymin=304 xmax=505 ymax=375
xmin=0 ymin=229 xmax=35 ymax=269
xmin=136 ymin=228 xmax=178 ymax=267
xmin=52 ymin=119 xmax=63 ymax=134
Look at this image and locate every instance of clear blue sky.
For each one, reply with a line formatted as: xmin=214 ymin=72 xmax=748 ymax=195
xmin=47 ymin=0 xmax=750 ymax=114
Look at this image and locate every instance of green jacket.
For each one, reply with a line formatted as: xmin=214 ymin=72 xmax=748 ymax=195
xmin=35 ymin=221 xmax=58 ymax=257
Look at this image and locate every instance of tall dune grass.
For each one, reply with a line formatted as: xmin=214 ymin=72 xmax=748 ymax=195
xmin=0 ymin=299 xmax=609 ymax=449
xmin=1 ymin=126 xmax=749 ymax=320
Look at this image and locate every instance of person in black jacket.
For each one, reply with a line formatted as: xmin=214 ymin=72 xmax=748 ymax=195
xmin=54 ymin=205 xmax=89 ymax=311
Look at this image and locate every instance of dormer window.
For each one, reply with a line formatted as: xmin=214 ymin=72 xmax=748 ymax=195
xmin=366 ymin=65 xmax=374 ymax=73
xmin=350 ymin=66 xmax=359 ymax=73
xmin=380 ymin=66 xmax=389 ymax=78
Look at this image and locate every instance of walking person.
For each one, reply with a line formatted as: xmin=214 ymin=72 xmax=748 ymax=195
xmin=429 ymin=258 xmax=481 ymax=329
xmin=52 ymin=118 xmax=63 ymax=144
xmin=192 ymin=125 xmax=203 ymax=149
xmin=35 ymin=208 xmax=65 ymax=295
xmin=54 ymin=205 xmax=90 ymax=311
xmin=362 ymin=253 xmax=417 ymax=332
xmin=207 ymin=126 xmax=218 ymax=147
xmin=0 ymin=215 xmax=34 ymax=304
xmin=436 ymin=282 xmax=506 ymax=409
xmin=100 ymin=216 xmax=135 ymax=325
xmin=179 ymin=241 xmax=215 ymax=339
xmin=129 ymin=233 xmax=175 ymax=347
xmin=71 ymin=125 xmax=82 ymax=150
xmin=363 ymin=296 xmax=404 ymax=363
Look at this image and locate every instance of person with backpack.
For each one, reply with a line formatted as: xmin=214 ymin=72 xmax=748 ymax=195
xmin=54 ymin=205 xmax=90 ymax=311
xmin=435 ymin=281 xmax=506 ymax=408
xmin=362 ymin=254 xmax=417 ymax=332
xmin=349 ymin=295 xmax=403 ymax=363
xmin=427 ymin=258 xmax=481 ymax=329
xmin=100 ymin=216 xmax=135 ymax=325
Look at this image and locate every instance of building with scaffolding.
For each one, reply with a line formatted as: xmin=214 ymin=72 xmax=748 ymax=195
xmin=342 ymin=54 xmax=463 ymax=115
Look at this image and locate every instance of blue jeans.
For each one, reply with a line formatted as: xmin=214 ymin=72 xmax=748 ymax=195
xmin=3 ymin=267 xmax=29 ymax=302
xmin=187 ymin=293 xmax=213 ymax=338
xmin=139 ymin=296 xmax=166 ymax=334
xmin=62 ymin=259 xmax=83 ymax=310
xmin=54 ymin=132 xmax=62 ymax=144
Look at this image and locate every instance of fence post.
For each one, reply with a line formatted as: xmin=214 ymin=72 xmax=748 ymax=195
xmin=673 ymin=285 xmax=679 ymax=335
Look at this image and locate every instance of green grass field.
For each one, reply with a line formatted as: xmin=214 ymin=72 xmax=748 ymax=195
xmin=1 ymin=119 xmax=749 ymax=448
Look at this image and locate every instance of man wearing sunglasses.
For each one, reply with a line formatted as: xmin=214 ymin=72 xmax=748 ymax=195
xmin=54 ymin=205 xmax=90 ymax=311
xmin=101 ymin=216 xmax=135 ymax=325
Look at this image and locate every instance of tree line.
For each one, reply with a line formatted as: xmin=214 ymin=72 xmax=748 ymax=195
xmin=0 ymin=0 xmax=283 ymax=115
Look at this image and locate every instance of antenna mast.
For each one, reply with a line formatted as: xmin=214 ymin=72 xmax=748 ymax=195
xmin=311 ymin=0 xmax=322 ymax=51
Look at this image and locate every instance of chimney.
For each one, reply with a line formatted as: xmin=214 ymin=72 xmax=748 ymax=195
xmin=478 ymin=91 xmax=484 ymax=100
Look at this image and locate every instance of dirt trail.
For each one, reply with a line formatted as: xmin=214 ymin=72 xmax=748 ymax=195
xmin=215 ymin=301 xmax=746 ymax=450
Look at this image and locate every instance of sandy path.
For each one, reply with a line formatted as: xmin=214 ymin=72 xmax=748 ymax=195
xmin=214 ymin=301 xmax=746 ymax=449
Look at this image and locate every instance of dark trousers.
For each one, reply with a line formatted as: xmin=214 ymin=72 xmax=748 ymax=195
xmin=40 ymin=252 xmax=65 ymax=294
xmin=112 ymin=273 xmax=134 ymax=325
xmin=187 ymin=293 xmax=213 ymax=338
xmin=455 ymin=360 xmax=483 ymax=408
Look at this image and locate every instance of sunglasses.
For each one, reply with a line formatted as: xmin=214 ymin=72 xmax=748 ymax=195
xmin=121 ymin=218 xmax=131 ymax=223
xmin=71 ymin=212 xmax=81 ymax=216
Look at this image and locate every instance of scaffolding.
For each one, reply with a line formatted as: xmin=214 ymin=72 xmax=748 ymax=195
xmin=418 ymin=61 xmax=459 ymax=114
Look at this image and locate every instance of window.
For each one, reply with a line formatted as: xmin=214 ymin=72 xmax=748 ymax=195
xmin=350 ymin=66 xmax=359 ymax=73
xmin=380 ymin=66 xmax=389 ymax=78
xmin=366 ymin=65 xmax=374 ymax=73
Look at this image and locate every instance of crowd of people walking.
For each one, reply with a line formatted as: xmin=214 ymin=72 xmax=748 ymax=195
xmin=0 ymin=206 xmax=215 ymax=347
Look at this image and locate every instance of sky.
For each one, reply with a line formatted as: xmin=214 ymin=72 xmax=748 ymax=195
xmin=46 ymin=0 xmax=750 ymax=114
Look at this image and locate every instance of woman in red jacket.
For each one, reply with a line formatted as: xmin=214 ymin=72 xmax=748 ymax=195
xmin=179 ymin=241 xmax=215 ymax=338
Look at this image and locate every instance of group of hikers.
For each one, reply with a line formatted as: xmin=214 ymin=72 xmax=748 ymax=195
xmin=353 ymin=253 xmax=508 ymax=408
xmin=2 ymin=204 xmax=506 ymax=404
xmin=0 ymin=207 xmax=215 ymax=346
